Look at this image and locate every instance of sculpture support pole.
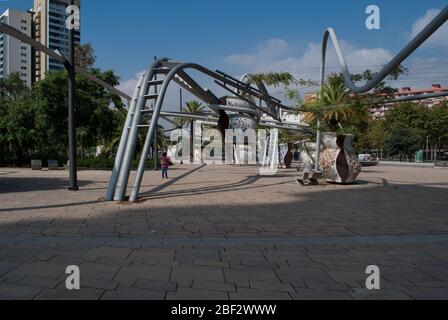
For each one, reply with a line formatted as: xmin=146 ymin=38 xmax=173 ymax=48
xmin=106 ymin=74 xmax=144 ymax=200
xmin=114 ymin=62 xmax=158 ymax=201
xmin=315 ymin=119 xmax=322 ymax=172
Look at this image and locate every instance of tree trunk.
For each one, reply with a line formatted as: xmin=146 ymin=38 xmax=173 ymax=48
xmin=434 ymin=143 xmax=438 ymax=162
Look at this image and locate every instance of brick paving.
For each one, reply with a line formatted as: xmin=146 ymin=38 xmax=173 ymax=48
xmin=0 ymin=164 xmax=447 ymax=300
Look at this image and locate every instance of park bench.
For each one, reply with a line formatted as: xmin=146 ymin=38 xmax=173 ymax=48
xmin=48 ymin=160 xmax=59 ymax=170
xmin=31 ymin=160 xmax=42 ymax=171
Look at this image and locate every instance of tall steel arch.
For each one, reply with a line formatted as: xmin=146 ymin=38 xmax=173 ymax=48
xmin=107 ymin=60 xmax=301 ymax=203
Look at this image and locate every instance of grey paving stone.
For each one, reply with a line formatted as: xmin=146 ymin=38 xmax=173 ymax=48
xmin=35 ymin=286 xmax=104 ymax=300
xmin=82 ymin=278 xmax=119 ymax=291
xmin=417 ymin=265 xmax=448 ymax=281
xmin=0 ymin=283 xmax=42 ymax=300
xmin=18 ymin=276 xmax=61 ymax=289
xmin=193 ymin=259 xmax=230 ymax=268
xmin=6 ymin=261 xmax=66 ymax=279
xmin=83 ymin=246 xmax=132 ymax=261
xmin=78 ymin=262 xmax=120 ymax=281
xmin=134 ymin=279 xmax=177 ymax=292
xmin=405 ymin=287 xmax=448 ymax=300
xmin=224 ymin=266 xmax=279 ymax=283
xmin=129 ymin=248 xmax=175 ymax=263
xmin=410 ymin=279 xmax=448 ymax=288
xmin=250 ymin=280 xmax=296 ymax=293
xmin=303 ymin=279 xmax=350 ymax=291
xmin=323 ymin=267 xmax=365 ymax=287
xmin=170 ymin=265 xmax=224 ymax=286
xmin=167 ymin=287 xmax=228 ymax=300
xmin=0 ymin=262 xmax=19 ymax=277
xmin=114 ymin=264 xmax=171 ymax=285
xmin=101 ymin=286 xmax=165 ymax=300
xmin=275 ymin=267 xmax=332 ymax=286
xmin=94 ymin=257 xmax=133 ymax=267
xmin=291 ymin=288 xmax=353 ymax=300
xmin=192 ymin=280 xmax=236 ymax=292
xmin=230 ymin=288 xmax=291 ymax=300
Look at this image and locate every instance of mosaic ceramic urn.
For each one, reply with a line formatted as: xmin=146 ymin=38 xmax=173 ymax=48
xmin=319 ymin=134 xmax=362 ymax=184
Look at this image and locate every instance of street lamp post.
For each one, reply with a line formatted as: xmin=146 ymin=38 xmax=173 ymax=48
xmin=67 ymin=0 xmax=78 ymax=191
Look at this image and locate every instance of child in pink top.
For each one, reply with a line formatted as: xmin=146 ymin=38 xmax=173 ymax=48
xmin=160 ymin=152 xmax=171 ymax=179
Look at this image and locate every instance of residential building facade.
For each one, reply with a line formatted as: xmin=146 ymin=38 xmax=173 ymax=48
xmin=34 ymin=0 xmax=80 ymax=82
xmin=371 ymin=84 xmax=448 ymax=118
xmin=0 ymin=9 xmax=33 ymax=87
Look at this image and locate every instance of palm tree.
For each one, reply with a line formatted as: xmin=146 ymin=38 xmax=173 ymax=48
xmin=182 ymin=100 xmax=205 ymax=162
xmin=303 ymin=74 xmax=371 ymax=132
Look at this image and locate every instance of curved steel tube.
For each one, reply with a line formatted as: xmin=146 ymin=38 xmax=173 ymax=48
xmin=314 ymin=6 xmax=448 ymax=171
xmin=129 ymin=62 xmax=221 ymax=202
xmin=0 ymin=22 xmax=132 ymax=101
xmin=114 ymin=58 xmax=169 ymax=201
xmin=239 ymin=73 xmax=279 ymax=119
xmin=105 ymin=73 xmax=144 ymax=201
xmin=320 ymin=6 xmax=448 ymax=91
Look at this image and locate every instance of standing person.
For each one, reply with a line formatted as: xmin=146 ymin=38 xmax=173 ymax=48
xmin=160 ymin=152 xmax=171 ymax=179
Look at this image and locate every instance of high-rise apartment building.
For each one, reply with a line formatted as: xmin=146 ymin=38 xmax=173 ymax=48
xmin=0 ymin=9 xmax=33 ymax=87
xmin=33 ymin=0 xmax=80 ymax=81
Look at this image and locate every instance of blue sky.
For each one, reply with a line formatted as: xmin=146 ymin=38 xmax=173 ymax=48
xmin=2 ymin=0 xmax=448 ymax=96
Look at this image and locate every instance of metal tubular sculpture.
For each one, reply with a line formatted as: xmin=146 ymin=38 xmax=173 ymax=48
xmin=320 ymin=6 xmax=448 ymax=93
xmin=2 ymin=5 xmax=448 ymax=201
xmin=314 ymin=6 xmax=448 ymax=172
xmin=123 ymin=61 xmax=310 ymax=202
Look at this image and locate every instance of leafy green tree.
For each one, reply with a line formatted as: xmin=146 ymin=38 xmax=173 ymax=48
xmin=427 ymin=103 xmax=448 ymax=160
xmin=32 ymin=70 xmax=125 ymax=159
xmin=0 ymin=79 xmax=35 ymax=166
xmin=0 ymin=73 xmax=28 ymax=97
xmin=0 ymin=68 xmax=125 ymax=165
xmin=384 ymin=103 xmax=429 ymax=136
xmin=75 ymin=43 xmax=96 ymax=69
xmin=358 ymin=119 xmax=388 ymax=152
xmin=385 ymin=127 xmax=423 ymax=160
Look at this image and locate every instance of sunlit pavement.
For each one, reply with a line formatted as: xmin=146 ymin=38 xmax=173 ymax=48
xmin=0 ymin=164 xmax=447 ymax=300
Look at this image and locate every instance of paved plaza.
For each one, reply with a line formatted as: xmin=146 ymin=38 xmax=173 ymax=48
xmin=0 ymin=164 xmax=447 ymax=300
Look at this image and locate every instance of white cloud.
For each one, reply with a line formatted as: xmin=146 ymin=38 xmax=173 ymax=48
xmin=223 ymin=37 xmax=393 ymax=85
xmin=224 ymin=39 xmax=289 ymax=71
xmin=223 ymin=13 xmax=448 ymax=92
xmin=409 ymin=9 xmax=448 ymax=46
xmin=117 ymin=70 xmax=146 ymax=98
xmin=395 ymin=8 xmax=448 ymax=89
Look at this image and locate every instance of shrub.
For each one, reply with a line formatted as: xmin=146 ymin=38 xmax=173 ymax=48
xmin=77 ymin=157 xmax=158 ymax=170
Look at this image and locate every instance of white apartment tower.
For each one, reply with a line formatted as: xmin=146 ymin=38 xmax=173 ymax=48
xmin=0 ymin=9 xmax=33 ymax=87
xmin=34 ymin=0 xmax=81 ymax=81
